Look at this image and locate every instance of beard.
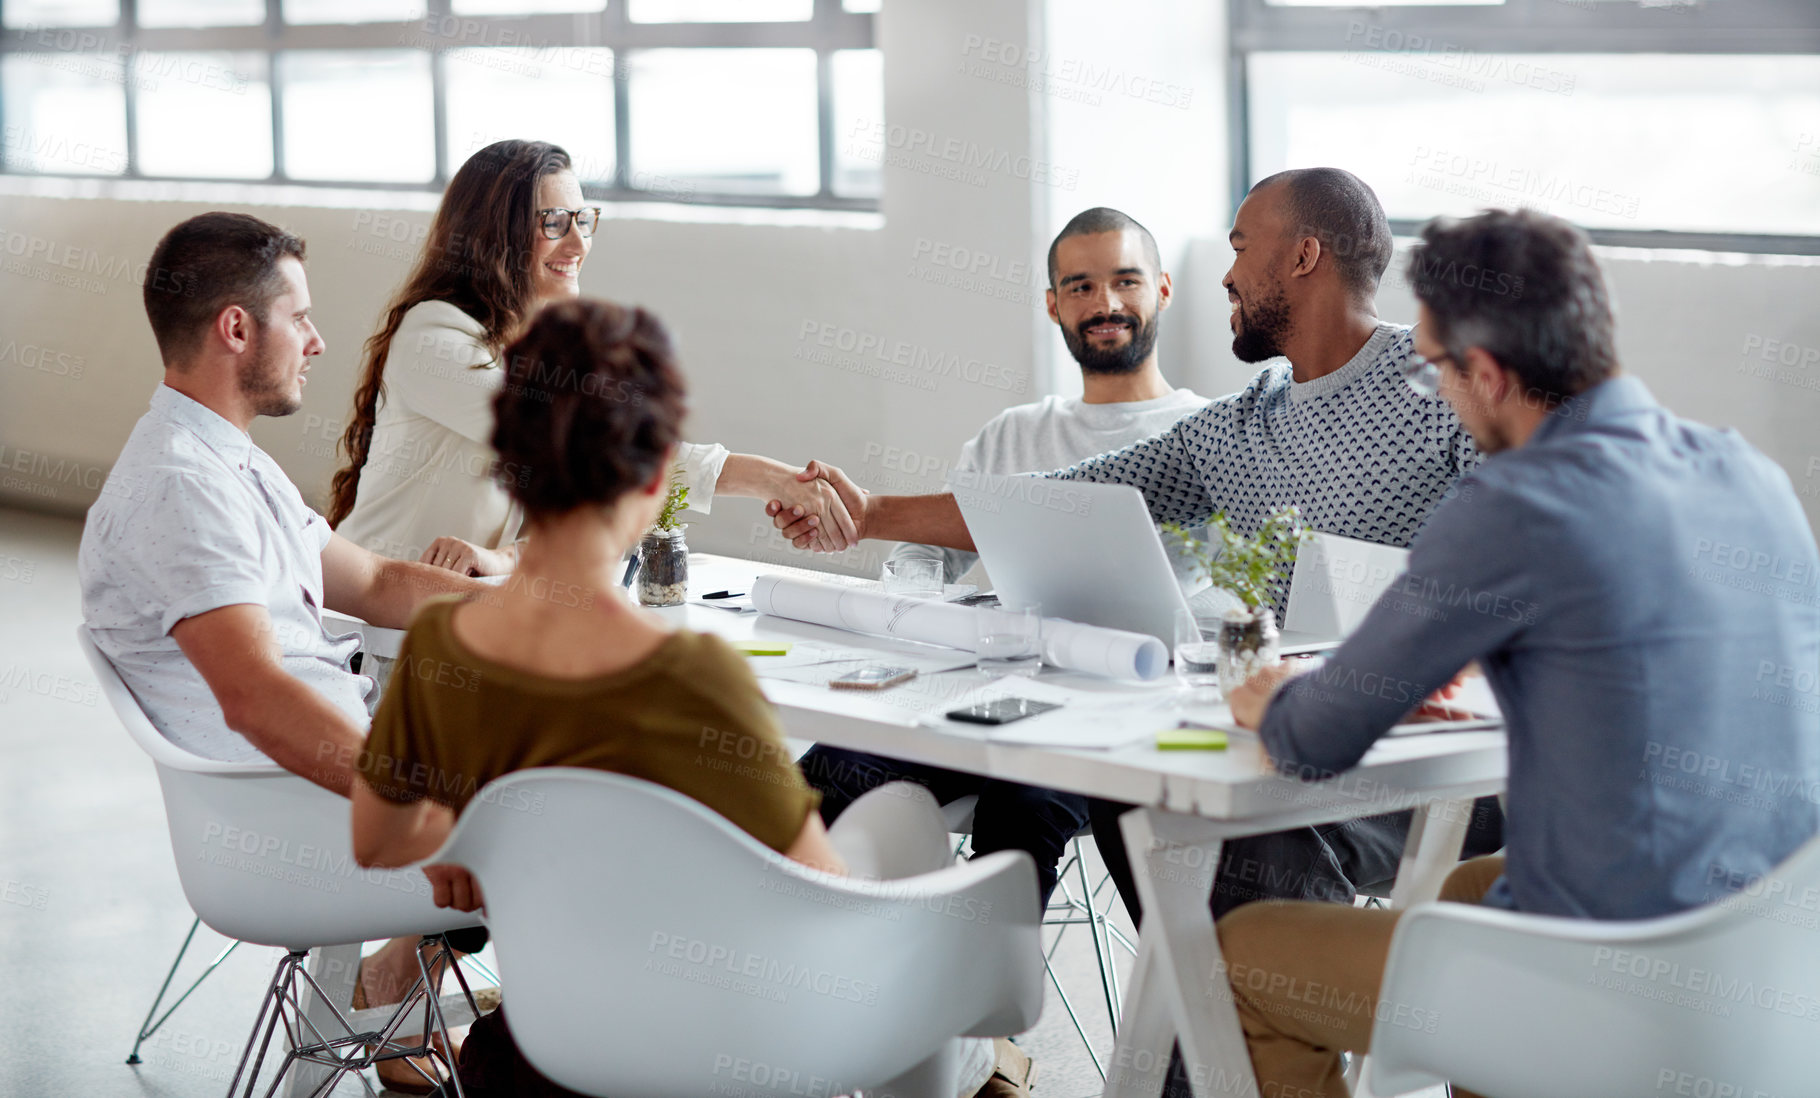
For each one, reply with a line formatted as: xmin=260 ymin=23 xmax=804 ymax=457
xmin=1230 ymin=279 xmax=1293 ymax=364
xmin=1062 ymin=310 xmax=1160 ymax=376
xmin=239 ymin=329 xmax=303 ymax=418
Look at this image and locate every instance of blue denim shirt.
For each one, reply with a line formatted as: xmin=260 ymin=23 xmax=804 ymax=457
xmin=1260 ymin=376 xmax=1820 ymax=919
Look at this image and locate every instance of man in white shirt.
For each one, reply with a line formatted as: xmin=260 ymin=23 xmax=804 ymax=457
xmin=78 ymin=213 xmax=489 ymax=1083
xmin=887 ymin=207 xmax=1208 ymax=585
xmin=802 ymin=209 xmax=1207 ymax=908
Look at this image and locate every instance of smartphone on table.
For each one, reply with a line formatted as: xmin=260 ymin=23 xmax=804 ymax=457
xmin=830 ymin=665 xmax=918 ymax=690
xmin=944 ymin=697 xmax=1062 ymax=725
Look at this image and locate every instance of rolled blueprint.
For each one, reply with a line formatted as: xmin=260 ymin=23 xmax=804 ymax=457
xmin=749 ymin=574 xmax=1168 ymax=682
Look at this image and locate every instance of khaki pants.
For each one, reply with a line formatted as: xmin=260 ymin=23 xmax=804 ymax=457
xmin=1215 ymin=855 xmax=1507 ymax=1098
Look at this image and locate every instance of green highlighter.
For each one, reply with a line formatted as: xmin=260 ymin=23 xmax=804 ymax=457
xmin=1156 ymin=725 xmax=1230 ymax=751
xmin=733 ymin=640 xmax=793 ymax=657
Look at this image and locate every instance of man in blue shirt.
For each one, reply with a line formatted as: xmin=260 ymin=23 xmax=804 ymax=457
xmin=1214 ymin=208 xmax=1820 ymax=1097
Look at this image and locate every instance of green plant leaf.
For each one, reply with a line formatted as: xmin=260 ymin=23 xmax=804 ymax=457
xmin=1164 ymin=507 xmax=1308 ymax=610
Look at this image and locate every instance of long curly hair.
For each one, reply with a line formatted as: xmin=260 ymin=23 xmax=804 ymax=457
xmin=326 ymin=139 xmax=573 ymax=527
xmin=490 ymin=299 xmax=687 ymax=521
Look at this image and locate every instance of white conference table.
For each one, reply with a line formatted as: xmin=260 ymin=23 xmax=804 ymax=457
xmin=336 ymin=553 xmax=1508 ymax=1098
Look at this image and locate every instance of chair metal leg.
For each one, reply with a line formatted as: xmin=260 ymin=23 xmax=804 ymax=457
xmin=218 ymin=936 xmax=469 ymax=1098
xmin=284 ymin=944 xmax=361 ymax=1098
xmin=958 ymin=830 xmax=1137 ymax=1078
xmin=415 ymin=938 xmax=466 ymax=1098
xmin=227 ymin=950 xmax=302 ymax=1098
xmin=127 ymin=916 xmax=198 ymax=1065
xmin=127 ymin=916 xmax=242 ymax=1065
xmin=1094 ymin=879 xmax=1134 ymax=1014
xmin=456 ymin=951 xmax=498 ymax=988
xmin=1078 ymin=837 xmax=1122 ymax=1032
xmin=1043 ymin=945 xmax=1107 ymax=1079
xmin=1024 ymin=837 xmax=1131 ymax=1081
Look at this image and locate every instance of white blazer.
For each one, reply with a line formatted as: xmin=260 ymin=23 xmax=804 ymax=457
xmin=337 ymin=300 xmax=727 ymax=560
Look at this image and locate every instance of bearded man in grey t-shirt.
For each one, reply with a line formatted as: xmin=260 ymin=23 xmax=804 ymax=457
xmin=804 ymin=209 xmax=1207 ymax=911
xmin=888 ymin=207 xmax=1209 ymax=586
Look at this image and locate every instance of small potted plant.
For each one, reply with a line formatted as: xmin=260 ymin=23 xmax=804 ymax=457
xmin=636 ymin=474 xmax=690 ymax=608
xmin=1163 ymin=506 xmax=1309 ymax=693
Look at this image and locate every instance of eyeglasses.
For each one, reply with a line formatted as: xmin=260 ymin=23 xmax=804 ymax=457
xmin=537 ymin=206 xmax=602 ymax=240
xmin=1401 ymin=349 xmax=1460 ymax=397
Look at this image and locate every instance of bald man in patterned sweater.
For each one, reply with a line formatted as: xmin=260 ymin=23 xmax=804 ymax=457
xmin=770 ymin=169 xmax=1503 ymax=943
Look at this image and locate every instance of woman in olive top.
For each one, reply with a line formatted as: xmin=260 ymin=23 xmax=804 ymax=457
xmin=347 ymin=301 xmax=1028 ymax=1098
xmin=348 ymin=298 xmax=842 ymax=885
xmin=329 ymin=139 xmax=856 ymax=574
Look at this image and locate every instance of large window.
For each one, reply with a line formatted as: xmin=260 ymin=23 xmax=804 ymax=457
xmin=1231 ymin=0 xmax=1820 ymax=253
xmin=0 ymin=0 xmax=879 ymax=209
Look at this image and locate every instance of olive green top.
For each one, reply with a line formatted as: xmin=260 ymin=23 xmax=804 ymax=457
xmin=358 ymin=595 xmax=818 ymax=854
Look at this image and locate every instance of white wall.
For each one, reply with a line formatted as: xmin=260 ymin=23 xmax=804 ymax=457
xmin=0 ymin=1 xmax=1052 ymax=578
xmin=1042 ymin=0 xmax=1229 ymax=400
xmin=4 ymin=0 xmax=1819 ymax=566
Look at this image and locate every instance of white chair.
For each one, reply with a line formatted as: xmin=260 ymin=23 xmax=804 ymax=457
xmin=434 ymin=768 xmax=1046 ymax=1098
xmin=943 ymin=794 xmax=1135 ymax=1080
xmin=80 ymin=626 xmax=485 ymax=1097
xmin=122 ymin=612 xmax=395 ymax=1070
xmin=1368 ymin=835 xmax=1820 ymax=1098
xmin=828 ymin=773 xmax=957 ymax=879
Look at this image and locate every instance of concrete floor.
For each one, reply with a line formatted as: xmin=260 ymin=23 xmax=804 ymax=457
xmin=0 ymin=506 xmax=1139 ymax=1098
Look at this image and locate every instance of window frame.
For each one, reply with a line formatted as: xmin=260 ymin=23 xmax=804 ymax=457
xmin=0 ymin=0 xmax=877 ymax=210
xmin=1229 ymin=0 xmax=1820 ymax=255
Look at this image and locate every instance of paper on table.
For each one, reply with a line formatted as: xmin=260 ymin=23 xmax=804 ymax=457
xmin=752 ymin=642 xmax=977 ymax=687
xmin=749 ymin=575 xmax=1168 ymax=682
xmin=919 ymin=676 xmax=1173 ymax=749
xmin=690 ymin=594 xmax=756 ymax=613
xmin=688 ymin=564 xmax=974 ymax=609
xmin=1382 ymin=675 xmax=1505 ymax=736
xmin=785 ymin=574 xmax=980 ymax=602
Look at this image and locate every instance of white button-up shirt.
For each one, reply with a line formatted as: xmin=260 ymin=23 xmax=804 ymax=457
xmin=79 ymin=385 xmax=374 ymax=762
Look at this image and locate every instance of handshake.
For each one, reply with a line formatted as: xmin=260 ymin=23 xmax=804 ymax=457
xmin=414 ymin=455 xmax=882 ymax=577
xmin=763 ymin=460 xmax=869 ymax=552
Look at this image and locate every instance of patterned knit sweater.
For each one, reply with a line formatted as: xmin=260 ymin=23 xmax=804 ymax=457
xmin=1049 ymin=323 xmax=1481 ymax=615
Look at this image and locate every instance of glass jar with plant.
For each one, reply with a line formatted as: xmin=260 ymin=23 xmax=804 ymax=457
xmin=636 ymin=477 xmax=690 ymax=608
xmin=1163 ymin=506 xmax=1309 ymax=693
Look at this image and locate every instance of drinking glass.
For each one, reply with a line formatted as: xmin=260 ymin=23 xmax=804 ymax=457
xmin=882 ymin=556 xmax=943 ymax=597
xmin=1174 ymin=607 xmax=1222 ymax=697
xmin=976 ymin=602 xmax=1043 ymax=678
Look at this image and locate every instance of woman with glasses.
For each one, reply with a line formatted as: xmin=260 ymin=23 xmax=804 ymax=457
xmin=330 ymin=139 xmax=855 ymax=574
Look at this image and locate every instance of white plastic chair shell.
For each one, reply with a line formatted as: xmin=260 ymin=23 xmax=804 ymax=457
xmin=434 ymin=768 xmax=1046 ymax=1098
xmin=1368 ymin=835 xmax=1820 ymax=1098
xmin=79 ymin=626 xmax=478 ymax=949
xmin=827 ymin=775 xmax=957 ymax=881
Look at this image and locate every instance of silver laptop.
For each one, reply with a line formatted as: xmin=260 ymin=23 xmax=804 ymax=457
xmin=955 ymin=477 xmax=1194 ymax=649
xmin=956 ymin=476 xmax=1411 ymax=654
xmin=1278 ymin=532 xmax=1411 ymax=654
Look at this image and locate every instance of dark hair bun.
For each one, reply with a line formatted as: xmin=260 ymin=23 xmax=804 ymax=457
xmin=489 ymin=298 xmax=687 ymax=517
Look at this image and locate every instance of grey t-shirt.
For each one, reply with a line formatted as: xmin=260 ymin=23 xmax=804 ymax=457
xmin=891 ymin=387 xmax=1209 ymax=583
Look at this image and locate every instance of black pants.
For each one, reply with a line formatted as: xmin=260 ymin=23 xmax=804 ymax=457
xmin=437 ymin=1006 xmax=589 ymax=1098
xmin=1091 ymin=796 xmax=1506 ymax=923
xmin=1086 ymin=802 xmax=1419 ymax=924
xmin=442 ymin=927 xmax=490 ymax=955
xmin=798 ymin=744 xmax=1092 ymax=908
